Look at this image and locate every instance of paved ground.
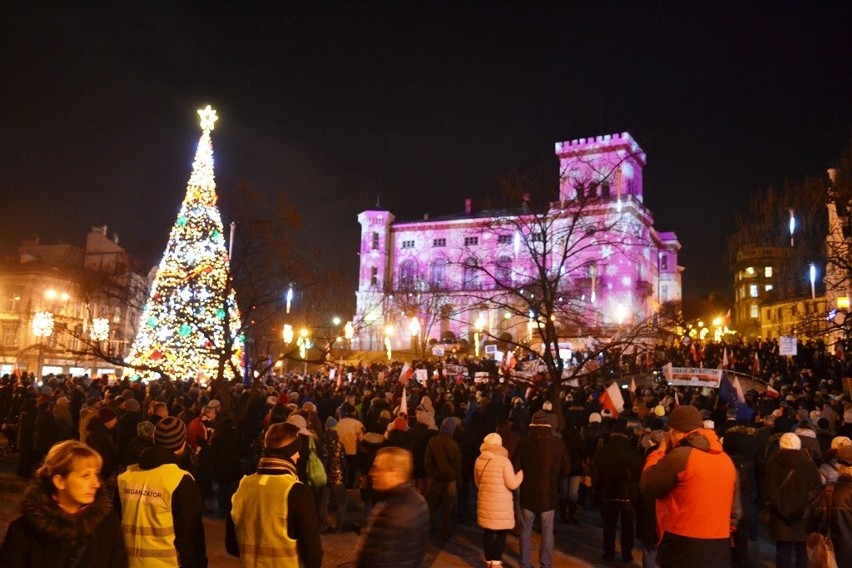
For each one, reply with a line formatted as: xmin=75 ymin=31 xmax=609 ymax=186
xmin=0 ymin=439 xmax=776 ymax=567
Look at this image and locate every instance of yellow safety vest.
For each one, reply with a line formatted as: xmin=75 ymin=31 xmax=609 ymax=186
xmin=231 ymin=473 xmax=301 ymax=568
xmin=118 ymin=463 xmax=188 ymax=568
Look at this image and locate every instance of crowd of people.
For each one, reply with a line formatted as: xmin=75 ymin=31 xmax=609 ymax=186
xmin=0 ymin=335 xmax=849 ymax=567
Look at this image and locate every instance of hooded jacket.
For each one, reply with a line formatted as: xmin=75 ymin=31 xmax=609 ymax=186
xmin=641 ymin=428 xmax=739 ymax=567
xmin=0 ymin=481 xmax=128 ymax=567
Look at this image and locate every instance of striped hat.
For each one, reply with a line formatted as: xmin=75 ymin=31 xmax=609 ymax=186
xmin=154 ymin=416 xmax=187 ymax=452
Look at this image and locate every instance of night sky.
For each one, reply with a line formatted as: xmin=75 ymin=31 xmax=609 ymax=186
xmin=2 ymin=3 xmax=851 ymax=306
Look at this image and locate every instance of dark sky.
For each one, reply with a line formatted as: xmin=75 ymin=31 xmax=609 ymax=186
xmin=2 ymin=2 xmax=851 ymax=305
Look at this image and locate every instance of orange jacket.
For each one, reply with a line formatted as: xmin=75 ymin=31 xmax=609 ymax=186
xmin=641 ymin=428 xmax=739 ymax=542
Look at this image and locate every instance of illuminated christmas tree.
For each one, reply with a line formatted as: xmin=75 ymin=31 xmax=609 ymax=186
xmin=126 ymin=106 xmax=243 ymax=382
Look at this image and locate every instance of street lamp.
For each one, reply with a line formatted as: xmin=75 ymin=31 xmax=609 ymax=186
xmin=789 ymin=209 xmax=796 ymax=247
xmin=384 ymin=324 xmax=394 ymax=361
xmin=409 ymin=316 xmax=421 ymax=356
xmin=809 ymin=263 xmax=817 ymax=300
xmin=298 ymin=327 xmax=310 ymax=374
xmin=32 ymin=311 xmax=54 ymax=377
xmin=474 ymin=312 xmax=486 ymax=357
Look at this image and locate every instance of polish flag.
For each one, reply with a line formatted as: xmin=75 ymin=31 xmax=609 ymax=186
xmin=722 ymin=348 xmax=729 ymax=369
xmin=752 ymin=352 xmax=761 ymax=376
xmin=628 ymin=377 xmax=637 ymax=394
xmin=599 ymin=383 xmax=625 ymax=416
xmin=399 ymin=363 xmax=414 ymax=384
xmin=400 ymin=386 xmax=408 ymax=416
xmin=766 ymin=384 xmax=780 ymax=398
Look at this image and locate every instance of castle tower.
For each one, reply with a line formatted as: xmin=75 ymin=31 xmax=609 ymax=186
xmin=354 ymin=210 xmax=395 ymax=350
xmin=555 ymin=132 xmax=646 ymax=204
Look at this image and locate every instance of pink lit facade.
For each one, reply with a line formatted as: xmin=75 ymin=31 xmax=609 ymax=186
xmin=354 ymin=132 xmax=682 ymax=351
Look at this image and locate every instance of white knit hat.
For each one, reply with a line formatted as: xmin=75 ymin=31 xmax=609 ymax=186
xmin=779 ymin=432 xmax=801 ymax=450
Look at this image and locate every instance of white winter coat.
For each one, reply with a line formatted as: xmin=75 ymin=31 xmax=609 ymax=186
xmin=474 ymin=443 xmax=524 ymax=530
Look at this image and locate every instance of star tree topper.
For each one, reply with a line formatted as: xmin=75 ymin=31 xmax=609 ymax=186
xmin=198 ymin=105 xmax=218 ymax=132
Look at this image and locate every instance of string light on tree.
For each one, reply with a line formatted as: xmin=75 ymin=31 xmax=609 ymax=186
xmin=125 ymin=106 xmax=243 ymax=382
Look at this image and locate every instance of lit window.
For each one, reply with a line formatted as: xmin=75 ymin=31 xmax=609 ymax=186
xmin=749 ymin=284 xmax=759 ymax=298
xmin=750 ymin=304 xmax=759 ymax=319
xmin=745 ymin=266 xmax=755 ymax=276
xmin=765 ymin=284 xmax=773 ymax=292
xmin=764 ymin=266 xmax=773 ymax=278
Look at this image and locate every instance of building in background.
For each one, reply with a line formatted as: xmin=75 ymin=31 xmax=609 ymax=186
xmin=0 ymin=226 xmax=146 ymax=377
xmin=353 ymin=132 xmax=682 ymax=353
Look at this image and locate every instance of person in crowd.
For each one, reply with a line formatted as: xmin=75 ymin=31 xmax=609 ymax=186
xmin=722 ymin=421 xmax=760 ymax=567
xmin=318 ymin=416 xmax=347 ymax=533
xmin=32 ymin=396 xmax=58 ymax=467
xmin=816 ymin=443 xmax=852 ymax=566
xmin=122 ymin=420 xmax=154 ymax=467
xmin=78 ymin=396 xmax=101 ymax=442
xmin=114 ymin=398 xmax=142 ymax=465
xmin=211 ymin=415 xmax=244 ymax=517
xmin=354 ymin=447 xmax=429 ymax=568
xmin=52 ymin=396 xmax=75 ymax=442
xmin=336 ymin=403 xmax=365 ymax=489
xmin=640 ymin=405 xmax=739 ymax=568
xmin=85 ymin=407 xmax=119 ymax=481
xmin=592 ymin=420 xmax=641 ymax=563
xmin=516 ymin=409 xmax=570 ymax=568
xmin=227 ymin=422 xmax=323 ymax=568
xmin=0 ymin=440 xmax=128 ymax=567
xmin=764 ymin=432 xmax=823 ymax=568
xmin=409 ymin=406 xmax=438 ymax=494
xmin=819 ymin=435 xmax=851 ymax=484
xmin=117 ymin=416 xmax=207 ymax=567
xmin=475 ymin=432 xmax=524 ymax=568
xmin=425 ymin=416 xmax=463 ymax=538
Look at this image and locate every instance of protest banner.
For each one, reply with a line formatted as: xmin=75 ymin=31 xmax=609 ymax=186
xmin=666 ymin=366 xmax=723 ymax=388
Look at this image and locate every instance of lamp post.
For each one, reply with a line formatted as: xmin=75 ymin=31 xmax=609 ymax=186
xmin=809 ymin=263 xmax=817 ymax=301
xmin=409 ymin=317 xmax=421 ymax=356
xmin=298 ymin=327 xmax=310 ymax=375
xmin=789 ymin=209 xmax=796 ymax=247
xmin=282 ymin=324 xmax=294 ymax=373
xmin=474 ymin=312 xmax=486 ymax=357
xmin=32 ymin=311 xmax=54 ymax=378
xmin=384 ymin=324 xmax=394 ymax=361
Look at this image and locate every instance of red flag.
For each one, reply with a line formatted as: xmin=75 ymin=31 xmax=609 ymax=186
xmin=599 ymin=383 xmax=625 ymax=416
xmin=766 ymin=384 xmax=780 ymax=398
xmin=752 ymin=352 xmax=760 ymax=376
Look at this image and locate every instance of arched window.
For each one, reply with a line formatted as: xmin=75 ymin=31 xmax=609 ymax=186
xmin=399 ymin=259 xmax=418 ymax=290
xmin=430 ymin=259 xmax=447 ymax=289
xmin=462 ymin=257 xmax=479 ymax=290
xmin=495 ymin=255 xmax=512 ymax=287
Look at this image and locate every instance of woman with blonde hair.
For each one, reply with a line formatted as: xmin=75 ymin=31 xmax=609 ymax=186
xmin=0 ymin=440 xmax=128 ymax=567
xmin=475 ymin=432 xmax=524 ymax=567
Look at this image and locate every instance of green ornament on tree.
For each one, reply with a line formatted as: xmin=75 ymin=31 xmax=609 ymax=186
xmin=216 ymin=308 xmax=226 ymax=319
xmin=148 ymin=316 xmax=158 ymax=327
xmin=212 ymin=230 xmax=221 ymax=239
xmin=177 ymin=217 xmax=187 ymax=226
xmin=179 ymin=323 xmax=192 ymax=337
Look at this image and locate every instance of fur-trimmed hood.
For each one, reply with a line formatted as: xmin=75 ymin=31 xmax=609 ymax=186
xmin=19 ymin=480 xmax=114 ymax=546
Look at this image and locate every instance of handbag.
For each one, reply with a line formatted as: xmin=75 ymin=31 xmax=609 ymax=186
xmin=306 ymin=436 xmax=327 ymax=488
xmin=806 ymin=484 xmax=837 ymax=568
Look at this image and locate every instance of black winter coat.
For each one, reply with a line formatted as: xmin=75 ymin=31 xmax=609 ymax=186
xmin=591 ymin=433 xmax=641 ymax=501
xmin=0 ymin=482 xmax=128 ymax=567
xmin=764 ymin=448 xmax=822 ymax=542
xmin=516 ymin=425 xmax=571 ymax=513
xmin=356 ymin=484 xmax=429 ymax=568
